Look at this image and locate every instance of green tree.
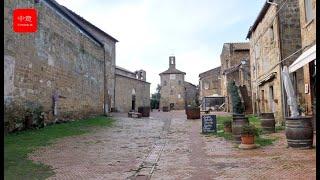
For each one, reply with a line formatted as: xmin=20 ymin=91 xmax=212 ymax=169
xmin=227 ymin=80 xmax=244 ymax=114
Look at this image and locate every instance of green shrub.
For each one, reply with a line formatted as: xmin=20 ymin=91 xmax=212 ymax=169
xmin=223 ymin=119 xmax=232 ymax=128
xmin=241 ymin=124 xmax=259 ymax=136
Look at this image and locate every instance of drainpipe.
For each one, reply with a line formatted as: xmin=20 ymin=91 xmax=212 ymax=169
xmin=103 ymin=45 xmax=107 ymax=115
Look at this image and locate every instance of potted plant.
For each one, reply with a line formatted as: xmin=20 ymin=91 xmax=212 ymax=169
xmin=240 ymin=124 xmax=259 ymax=144
xmin=186 ymin=100 xmax=200 ymax=119
xmin=223 ymin=120 xmax=232 ymax=133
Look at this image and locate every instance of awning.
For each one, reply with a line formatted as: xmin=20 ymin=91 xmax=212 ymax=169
xmin=289 ymin=44 xmax=316 ymax=73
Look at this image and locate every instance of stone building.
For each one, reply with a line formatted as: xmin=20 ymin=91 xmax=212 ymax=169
xmin=159 ymin=56 xmax=186 ymax=110
xmin=220 ymin=42 xmax=252 ymax=114
xmin=199 ymin=66 xmax=222 ymax=101
xmin=289 ymin=0 xmax=316 ymax=130
xmin=4 ymin=0 xmax=115 ymax=124
xmin=184 ymin=82 xmax=198 ymax=107
xmin=4 ymin=0 xmax=150 ymax=129
xmin=246 ymin=0 xmax=303 ymax=124
xmin=114 ymin=67 xmax=150 ymax=112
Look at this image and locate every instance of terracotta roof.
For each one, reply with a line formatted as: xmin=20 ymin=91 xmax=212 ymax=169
xmin=115 ymin=66 xmax=135 ymax=74
xmin=159 ymin=68 xmax=186 ymax=75
xmin=184 ymin=81 xmax=197 ymax=87
xmin=246 ymin=1 xmax=272 ymax=39
xmin=232 ymin=42 xmax=250 ymax=50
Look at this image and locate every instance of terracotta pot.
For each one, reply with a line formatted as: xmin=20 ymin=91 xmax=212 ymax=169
xmin=241 ymin=134 xmax=255 ymax=144
xmin=186 ymin=107 xmax=200 ymax=119
xmin=224 ymin=126 xmax=232 ymax=133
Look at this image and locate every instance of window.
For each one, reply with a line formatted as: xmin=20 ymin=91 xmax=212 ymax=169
xmin=305 ymin=0 xmax=313 ymax=23
xmin=164 ymin=81 xmax=167 ymax=86
xmin=204 ymin=82 xmax=209 ymax=90
xmin=268 ymin=25 xmax=274 ymax=43
xmin=178 ymin=80 xmax=181 ymax=85
xmin=170 ymin=74 xmax=176 ymax=79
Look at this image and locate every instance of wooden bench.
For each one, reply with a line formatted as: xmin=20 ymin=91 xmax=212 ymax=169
xmin=200 ymin=110 xmax=210 ymax=114
xmin=128 ymin=112 xmax=142 ymax=118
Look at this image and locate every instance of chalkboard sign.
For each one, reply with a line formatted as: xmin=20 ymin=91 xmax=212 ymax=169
xmin=202 ymin=115 xmax=216 ymax=133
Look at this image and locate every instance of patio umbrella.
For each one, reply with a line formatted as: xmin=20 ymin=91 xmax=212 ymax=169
xmin=282 ymin=66 xmax=299 ymax=117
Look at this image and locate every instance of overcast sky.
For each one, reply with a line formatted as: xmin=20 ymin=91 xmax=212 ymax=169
xmin=56 ymin=0 xmax=266 ymax=93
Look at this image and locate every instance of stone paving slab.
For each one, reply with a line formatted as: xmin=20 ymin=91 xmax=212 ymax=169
xmin=29 ymin=111 xmax=316 ymax=180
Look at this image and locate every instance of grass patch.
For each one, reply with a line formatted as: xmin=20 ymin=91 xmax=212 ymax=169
xmin=4 ymin=116 xmax=114 ymax=180
xmin=276 ymin=125 xmax=285 ymax=132
xmin=215 ymin=115 xmax=278 ymax=147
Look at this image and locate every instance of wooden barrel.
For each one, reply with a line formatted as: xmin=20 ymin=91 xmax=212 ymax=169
xmin=138 ymin=106 xmax=150 ymax=117
xmin=186 ymin=107 xmax=200 ymax=119
xmin=285 ymin=116 xmax=313 ymax=148
xmin=260 ymin=113 xmax=275 ymax=133
xmin=232 ymin=115 xmax=249 ymax=143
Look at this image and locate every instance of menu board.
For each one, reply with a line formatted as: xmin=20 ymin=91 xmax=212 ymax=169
xmin=202 ymin=115 xmax=216 ymax=133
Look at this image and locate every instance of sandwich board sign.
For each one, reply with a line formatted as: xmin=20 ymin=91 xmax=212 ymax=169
xmin=202 ymin=115 xmax=216 ymax=133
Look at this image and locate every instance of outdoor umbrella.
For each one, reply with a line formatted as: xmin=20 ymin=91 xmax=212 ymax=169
xmin=282 ymin=66 xmax=299 ymax=117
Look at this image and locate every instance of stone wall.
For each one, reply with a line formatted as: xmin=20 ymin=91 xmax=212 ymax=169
xmin=160 ymin=73 xmax=185 ymax=110
xmin=115 ymin=75 xmax=150 ymax=112
xmin=4 ymin=0 xmax=105 ymax=123
xmin=199 ymin=67 xmax=221 ymax=101
xmin=184 ymin=82 xmax=198 ymax=106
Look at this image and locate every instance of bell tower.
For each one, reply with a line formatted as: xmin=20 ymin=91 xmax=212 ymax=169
xmin=169 ymin=56 xmax=176 ymax=69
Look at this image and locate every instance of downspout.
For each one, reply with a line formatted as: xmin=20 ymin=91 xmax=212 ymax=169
xmin=103 ymin=44 xmax=107 ymax=115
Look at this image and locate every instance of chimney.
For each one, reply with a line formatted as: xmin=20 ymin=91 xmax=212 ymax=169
xmin=169 ymin=56 xmax=176 ymax=69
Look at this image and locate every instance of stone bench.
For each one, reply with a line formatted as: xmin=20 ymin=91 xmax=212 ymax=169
xmin=128 ymin=112 xmax=142 ymax=118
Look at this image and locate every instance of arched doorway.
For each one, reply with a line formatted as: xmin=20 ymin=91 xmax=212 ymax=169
xmin=131 ymin=88 xmax=136 ymax=111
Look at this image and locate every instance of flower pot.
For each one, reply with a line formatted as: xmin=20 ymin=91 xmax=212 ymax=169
xmin=162 ymin=106 xmax=169 ymax=112
xmin=224 ymin=126 xmax=232 ymax=133
xmin=241 ymin=134 xmax=254 ymax=144
xmin=186 ymin=107 xmax=200 ymax=119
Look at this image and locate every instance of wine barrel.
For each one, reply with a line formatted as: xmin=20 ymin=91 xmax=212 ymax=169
xmin=138 ymin=106 xmax=150 ymax=117
xmin=285 ymin=116 xmax=313 ymax=148
xmin=186 ymin=107 xmax=200 ymax=119
xmin=260 ymin=113 xmax=275 ymax=133
xmin=232 ymin=115 xmax=249 ymax=143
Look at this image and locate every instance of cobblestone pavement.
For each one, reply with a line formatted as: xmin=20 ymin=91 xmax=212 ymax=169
xmin=29 ymin=111 xmax=316 ymax=180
